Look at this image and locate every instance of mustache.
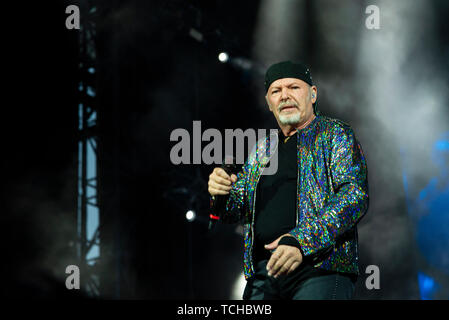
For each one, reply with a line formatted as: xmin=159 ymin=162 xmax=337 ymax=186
xmin=278 ymin=100 xmax=299 ymax=112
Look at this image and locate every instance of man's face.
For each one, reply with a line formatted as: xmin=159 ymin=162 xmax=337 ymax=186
xmin=265 ymin=78 xmax=317 ymax=128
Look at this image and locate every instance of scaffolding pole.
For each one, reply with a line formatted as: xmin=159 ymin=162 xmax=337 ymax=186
xmin=76 ymin=1 xmax=100 ymax=297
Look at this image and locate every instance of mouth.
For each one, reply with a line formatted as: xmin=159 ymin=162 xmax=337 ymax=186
xmin=279 ymin=105 xmax=298 ymax=112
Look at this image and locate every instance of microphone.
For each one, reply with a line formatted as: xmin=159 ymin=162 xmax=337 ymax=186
xmin=209 ymin=157 xmax=238 ymax=231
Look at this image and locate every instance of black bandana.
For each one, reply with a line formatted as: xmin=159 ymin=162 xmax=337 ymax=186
xmin=264 ymin=61 xmax=313 ymax=92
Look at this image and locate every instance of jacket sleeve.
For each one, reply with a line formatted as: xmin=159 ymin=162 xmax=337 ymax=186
xmin=289 ymin=125 xmax=369 ymax=259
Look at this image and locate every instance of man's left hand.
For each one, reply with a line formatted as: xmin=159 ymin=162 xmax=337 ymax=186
xmin=265 ymin=234 xmax=303 ymax=278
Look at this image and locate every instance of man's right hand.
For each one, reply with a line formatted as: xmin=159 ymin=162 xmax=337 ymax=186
xmin=208 ymin=167 xmax=238 ymax=196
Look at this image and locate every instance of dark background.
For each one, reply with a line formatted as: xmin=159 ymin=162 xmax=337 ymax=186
xmin=2 ymin=0 xmax=449 ymax=299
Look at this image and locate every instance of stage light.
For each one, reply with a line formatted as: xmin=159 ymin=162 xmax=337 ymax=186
xmin=189 ymin=28 xmax=204 ymax=43
xmin=218 ymin=52 xmax=229 ymax=63
xmin=186 ymin=210 xmax=196 ymax=222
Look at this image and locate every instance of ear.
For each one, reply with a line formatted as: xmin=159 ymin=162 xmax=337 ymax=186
xmin=310 ymin=86 xmax=317 ymax=103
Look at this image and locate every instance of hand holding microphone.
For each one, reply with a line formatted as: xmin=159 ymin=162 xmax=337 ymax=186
xmin=208 ymin=159 xmax=238 ymax=230
xmin=208 ymin=167 xmax=237 ymax=196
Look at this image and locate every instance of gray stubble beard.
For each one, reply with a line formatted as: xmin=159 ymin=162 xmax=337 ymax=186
xmin=279 ymin=112 xmax=300 ymax=125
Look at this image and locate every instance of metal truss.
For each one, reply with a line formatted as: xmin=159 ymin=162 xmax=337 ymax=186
xmin=76 ymin=1 xmax=100 ymax=297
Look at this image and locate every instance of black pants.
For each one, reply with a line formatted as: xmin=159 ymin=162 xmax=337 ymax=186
xmin=243 ymin=260 xmax=356 ymax=300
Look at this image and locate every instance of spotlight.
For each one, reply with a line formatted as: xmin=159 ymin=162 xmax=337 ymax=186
xmin=186 ymin=210 xmax=196 ymax=222
xmin=218 ymin=52 xmax=229 ymax=63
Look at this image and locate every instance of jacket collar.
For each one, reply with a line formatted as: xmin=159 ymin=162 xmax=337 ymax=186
xmin=275 ymin=114 xmax=321 ymax=138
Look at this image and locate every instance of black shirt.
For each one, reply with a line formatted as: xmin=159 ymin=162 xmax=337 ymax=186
xmin=253 ymin=131 xmax=298 ymax=261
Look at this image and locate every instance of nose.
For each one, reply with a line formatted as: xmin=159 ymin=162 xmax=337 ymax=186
xmin=280 ymin=87 xmax=289 ymax=100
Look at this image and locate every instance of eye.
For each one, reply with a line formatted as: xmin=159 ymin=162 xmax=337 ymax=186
xmin=291 ymin=86 xmax=300 ymax=89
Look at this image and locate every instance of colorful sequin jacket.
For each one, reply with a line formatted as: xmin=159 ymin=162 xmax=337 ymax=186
xmin=211 ymin=115 xmax=369 ymax=280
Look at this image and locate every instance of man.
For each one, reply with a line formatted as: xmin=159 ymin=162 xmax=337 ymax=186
xmin=208 ymin=61 xmax=369 ymax=300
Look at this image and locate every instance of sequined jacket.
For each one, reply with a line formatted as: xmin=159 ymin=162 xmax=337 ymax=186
xmin=211 ymin=115 xmax=369 ymax=280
